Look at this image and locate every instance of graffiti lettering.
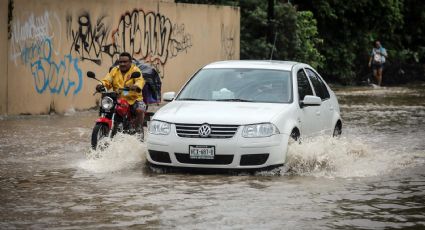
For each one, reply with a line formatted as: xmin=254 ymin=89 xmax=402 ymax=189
xmin=113 ymin=9 xmax=193 ymax=78
xmin=169 ymin=23 xmax=192 ymax=58
xmin=115 ymin=10 xmax=168 ymax=63
xmin=19 ymin=41 xmax=44 ymax=66
xmin=10 ymin=11 xmax=62 ymax=65
xmin=67 ymin=13 xmax=112 ymax=65
xmin=30 ymin=39 xmax=83 ymax=96
xmin=10 ymin=11 xmax=82 ymax=96
xmin=221 ymin=24 xmax=236 ymax=59
xmin=68 ymin=9 xmax=193 ymax=78
xmin=12 ymin=12 xmax=50 ymax=44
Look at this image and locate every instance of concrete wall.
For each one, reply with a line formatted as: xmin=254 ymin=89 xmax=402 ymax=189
xmin=0 ymin=0 xmax=8 ymax=114
xmin=3 ymin=0 xmax=240 ymax=115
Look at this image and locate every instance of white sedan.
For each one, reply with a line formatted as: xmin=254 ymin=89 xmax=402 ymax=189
xmin=146 ymin=60 xmax=342 ymax=170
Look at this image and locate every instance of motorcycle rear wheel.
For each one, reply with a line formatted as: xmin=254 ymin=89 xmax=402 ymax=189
xmin=91 ymin=123 xmax=110 ymax=150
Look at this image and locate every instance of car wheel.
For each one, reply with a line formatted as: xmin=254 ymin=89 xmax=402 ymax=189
xmin=285 ymin=129 xmax=300 ymax=163
xmin=333 ymin=122 xmax=342 ymax=137
xmin=289 ymin=129 xmax=300 ymax=144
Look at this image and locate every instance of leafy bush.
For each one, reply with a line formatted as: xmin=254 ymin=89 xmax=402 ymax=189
xmin=177 ymin=0 xmax=425 ymax=84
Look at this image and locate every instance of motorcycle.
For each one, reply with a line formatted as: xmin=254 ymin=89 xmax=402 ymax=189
xmin=87 ymin=71 xmax=143 ymax=150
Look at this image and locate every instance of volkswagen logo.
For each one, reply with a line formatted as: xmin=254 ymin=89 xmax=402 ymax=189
xmin=198 ymin=124 xmax=212 ymax=137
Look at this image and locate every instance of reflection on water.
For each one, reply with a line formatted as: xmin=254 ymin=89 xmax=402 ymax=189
xmin=0 ymin=86 xmax=424 ymax=229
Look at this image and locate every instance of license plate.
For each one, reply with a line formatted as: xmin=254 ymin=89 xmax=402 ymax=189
xmin=189 ymin=145 xmax=215 ymax=159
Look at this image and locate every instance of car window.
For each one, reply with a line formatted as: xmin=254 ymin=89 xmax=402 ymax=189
xmin=297 ymin=69 xmax=313 ymax=101
xmin=177 ymin=68 xmax=292 ymax=103
xmin=305 ymin=68 xmax=330 ymax=100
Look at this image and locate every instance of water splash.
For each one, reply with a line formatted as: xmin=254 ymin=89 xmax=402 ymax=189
xmin=64 ymin=107 xmax=76 ymax=116
xmin=78 ymin=133 xmax=146 ymax=173
xmin=279 ymin=136 xmax=424 ymax=178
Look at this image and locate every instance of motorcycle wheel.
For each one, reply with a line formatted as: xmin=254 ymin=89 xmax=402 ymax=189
xmin=91 ymin=123 xmax=110 ymax=150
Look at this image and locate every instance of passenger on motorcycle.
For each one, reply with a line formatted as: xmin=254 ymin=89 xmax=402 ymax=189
xmin=95 ymin=52 xmax=146 ymax=135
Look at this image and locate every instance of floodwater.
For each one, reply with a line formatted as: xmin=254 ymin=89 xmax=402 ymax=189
xmin=1 ymin=85 xmax=424 ymax=229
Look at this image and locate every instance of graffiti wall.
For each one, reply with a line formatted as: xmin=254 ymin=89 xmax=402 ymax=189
xmin=3 ymin=0 xmax=240 ymax=115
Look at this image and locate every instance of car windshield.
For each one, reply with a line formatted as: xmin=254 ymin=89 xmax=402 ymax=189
xmin=177 ymin=68 xmax=292 ymax=103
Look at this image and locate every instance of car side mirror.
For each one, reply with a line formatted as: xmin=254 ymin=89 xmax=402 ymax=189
xmin=163 ymin=92 xmax=176 ymax=102
xmin=300 ymin=95 xmax=321 ymax=108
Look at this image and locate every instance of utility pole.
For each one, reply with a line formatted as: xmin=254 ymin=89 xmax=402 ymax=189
xmin=267 ymin=0 xmax=275 ymax=45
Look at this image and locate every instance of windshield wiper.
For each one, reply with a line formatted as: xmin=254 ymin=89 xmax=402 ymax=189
xmin=177 ymin=98 xmax=207 ymax=101
xmin=215 ymin=98 xmax=253 ymax=102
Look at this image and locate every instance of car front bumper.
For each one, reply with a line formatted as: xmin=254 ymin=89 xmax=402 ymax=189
xmin=146 ymin=126 xmax=290 ymax=169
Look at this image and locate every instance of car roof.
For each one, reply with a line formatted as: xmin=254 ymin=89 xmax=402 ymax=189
xmin=203 ymin=60 xmax=301 ymax=71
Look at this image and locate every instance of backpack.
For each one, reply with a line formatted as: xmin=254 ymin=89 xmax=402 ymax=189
xmin=109 ymin=59 xmax=162 ymax=104
xmin=372 ymin=48 xmax=387 ymax=64
xmin=135 ymin=60 xmax=162 ymax=104
xmin=373 ymin=52 xmax=382 ymax=64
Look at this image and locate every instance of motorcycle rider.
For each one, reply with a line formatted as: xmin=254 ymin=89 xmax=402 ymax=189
xmin=96 ymin=52 xmax=146 ymax=138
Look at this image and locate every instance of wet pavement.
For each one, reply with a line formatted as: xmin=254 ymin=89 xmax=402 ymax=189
xmin=0 ymin=85 xmax=424 ymax=229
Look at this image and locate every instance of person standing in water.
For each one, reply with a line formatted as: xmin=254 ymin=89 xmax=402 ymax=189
xmin=368 ymin=40 xmax=388 ymax=86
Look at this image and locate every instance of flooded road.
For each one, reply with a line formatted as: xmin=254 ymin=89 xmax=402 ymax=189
xmin=1 ymin=85 xmax=425 ymax=229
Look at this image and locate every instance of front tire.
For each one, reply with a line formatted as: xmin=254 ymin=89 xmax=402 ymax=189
xmin=91 ymin=123 xmax=110 ymax=150
xmin=333 ymin=122 xmax=342 ymax=137
xmin=284 ymin=129 xmax=300 ymax=165
xmin=289 ymin=129 xmax=300 ymax=144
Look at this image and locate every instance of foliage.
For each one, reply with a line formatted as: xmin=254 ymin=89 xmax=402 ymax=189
xmin=294 ymin=11 xmax=324 ymax=69
xmin=176 ymin=0 xmax=323 ymax=68
xmin=239 ymin=1 xmax=324 ymax=69
xmin=294 ymin=0 xmax=424 ymax=84
xmin=269 ymin=3 xmax=298 ymax=60
xmin=176 ymin=0 xmax=425 ymax=84
xmin=399 ymin=0 xmax=425 ymax=63
xmin=239 ymin=0 xmax=269 ymax=59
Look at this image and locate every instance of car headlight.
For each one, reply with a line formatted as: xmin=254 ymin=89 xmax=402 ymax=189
xmin=149 ymin=120 xmax=171 ymax=135
xmin=242 ymin=123 xmax=280 ymax=138
xmin=101 ymin=96 xmax=114 ymax=110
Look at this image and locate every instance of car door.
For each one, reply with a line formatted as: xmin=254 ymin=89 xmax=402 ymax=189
xmin=296 ymin=68 xmax=322 ymax=137
xmin=305 ymin=68 xmax=333 ymax=134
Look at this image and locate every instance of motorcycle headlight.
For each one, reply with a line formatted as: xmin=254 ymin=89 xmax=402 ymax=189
xmin=101 ymin=96 xmax=114 ymax=110
xmin=149 ymin=120 xmax=171 ymax=135
xmin=242 ymin=123 xmax=280 ymax=138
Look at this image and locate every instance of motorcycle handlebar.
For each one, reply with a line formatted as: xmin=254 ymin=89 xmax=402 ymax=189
xmin=93 ymin=89 xmax=107 ymax=96
xmin=118 ymin=87 xmax=141 ymax=93
xmin=93 ymin=87 xmax=139 ymax=96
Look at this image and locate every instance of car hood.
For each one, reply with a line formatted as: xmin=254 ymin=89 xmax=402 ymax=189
xmin=153 ymin=101 xmax=292 ymax=125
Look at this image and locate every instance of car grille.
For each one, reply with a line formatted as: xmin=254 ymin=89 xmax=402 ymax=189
xmin=175 ymin=123 xmax=239 ymax=138
xmin=175 ymin=153 xmax=234 ymax=165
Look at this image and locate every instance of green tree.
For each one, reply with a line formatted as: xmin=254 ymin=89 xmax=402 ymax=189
xmin=294 ymin=11 xmax=324 ymax=69
xmin=240 ymin=1 xmax=323 ymax=69
xmin=294 ymin=0 xmax=405 ymax=84
xmin=174 ymin=1 xmax=330 ymax=82
xmin=177 ymin=0 xmax=425 ymax=84
xmin=239 ymin=0 xmax=270 ymax=59
xmin=402 ymin=0 xmax=425 ymax=63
